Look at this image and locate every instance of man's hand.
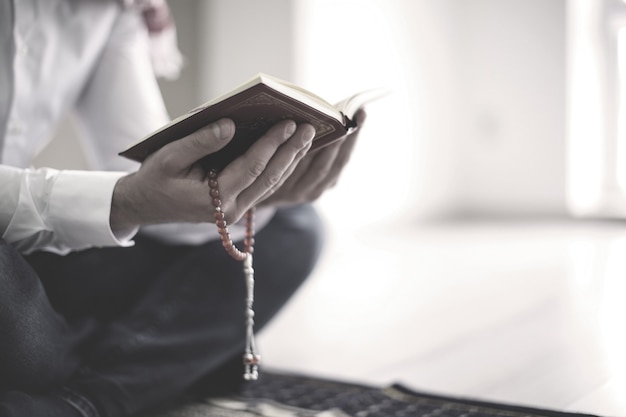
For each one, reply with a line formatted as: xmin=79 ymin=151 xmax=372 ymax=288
xmin=256 ymin=109 xmax=367 ymax=208
xmin=110 ymin=118 xmax=315 ymax=232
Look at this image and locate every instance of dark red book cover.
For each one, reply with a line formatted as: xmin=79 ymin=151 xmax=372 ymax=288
xmin=119 ymin=83 xmax=352 ymax=171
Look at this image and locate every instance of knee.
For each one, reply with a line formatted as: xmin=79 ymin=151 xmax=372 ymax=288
xmin=253 ymin=205 xmax=325 ymax=305
xmin=277 ymin=204 xmax=325 ymax=253
xmin=266 ymin=204 xmax=326 ymax=277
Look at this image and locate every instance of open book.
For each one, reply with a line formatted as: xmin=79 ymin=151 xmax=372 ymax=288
xmin=119 ymin=73 xmax=388 ymax=171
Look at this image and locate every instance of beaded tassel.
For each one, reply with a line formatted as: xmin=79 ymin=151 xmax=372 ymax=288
xmin=208 ymin=169 xmax=260 ymax=380
xmin=243 ymin=254 xmax=261 ymax=380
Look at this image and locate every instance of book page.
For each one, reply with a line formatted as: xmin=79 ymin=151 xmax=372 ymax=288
xmin=335 ymin=88 xmax=391 ymax=118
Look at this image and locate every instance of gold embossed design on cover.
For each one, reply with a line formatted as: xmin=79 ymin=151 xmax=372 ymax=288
xmin=233 ymin=92 xmax=336 ymax=139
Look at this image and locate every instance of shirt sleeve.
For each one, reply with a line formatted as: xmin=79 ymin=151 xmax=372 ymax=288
xmin=73 ymin=9 xmax=169 ymax=172
xmin=0 ymin=165 xmax=134 ymax=255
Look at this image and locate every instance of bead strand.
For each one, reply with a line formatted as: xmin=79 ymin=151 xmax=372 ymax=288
xmin=208 ymin=169 xmax=254 ymax=261
xmin=208 ymin=169 xmax=260 ymax=380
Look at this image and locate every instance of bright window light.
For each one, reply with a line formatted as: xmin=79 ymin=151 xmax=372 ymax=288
xmin=296 ymin=0 xmax=414 ymax=233
xmin=617 ymin=27 xmax=626 ymax=192
xmin=567 ymin=0 xmax=606 ymax=215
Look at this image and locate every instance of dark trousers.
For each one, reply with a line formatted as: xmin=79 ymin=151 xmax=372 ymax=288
xmin=0 ymin=204 xmax=324 ymax=417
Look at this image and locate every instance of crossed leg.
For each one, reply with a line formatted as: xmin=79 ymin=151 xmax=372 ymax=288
xmin=0 ymin=204 xmax=324 ymax=417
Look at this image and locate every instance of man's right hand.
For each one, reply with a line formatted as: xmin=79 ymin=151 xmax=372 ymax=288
xmin=110 ymin=118 xmax=315 ymax=233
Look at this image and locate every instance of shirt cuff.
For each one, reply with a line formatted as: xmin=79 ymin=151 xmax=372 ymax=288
xmin=48 ymin=170 xmax=137 ymax=249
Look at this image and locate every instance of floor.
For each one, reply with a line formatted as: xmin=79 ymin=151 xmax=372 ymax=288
xmin=256 ymin=214 xmax=626 ymax=417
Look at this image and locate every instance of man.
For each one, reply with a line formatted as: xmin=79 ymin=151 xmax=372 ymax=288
xmin=0 ymin=1 xmax=365 ymax=416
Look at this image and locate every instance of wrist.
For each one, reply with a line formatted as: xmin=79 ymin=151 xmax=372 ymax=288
xmin=110 ymin=174 xmax=141 ymax=233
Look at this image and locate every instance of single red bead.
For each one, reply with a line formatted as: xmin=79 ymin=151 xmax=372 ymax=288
xmin=243 ymin=354 xmax=261 ymax=365
xmin=243 ymin=356 xmax=255 ymax=365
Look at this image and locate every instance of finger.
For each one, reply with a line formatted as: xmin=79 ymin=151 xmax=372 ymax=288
xmin=267 ymin=140 xmax=316 ymax=190
xmin=328 ymin=125 xmax=360 ymax=173
xmin=292 ymin=137 xmax=343 ymax=195
xmin=287 ymin=118 xmax=362 ymax=200
xmin=324 ymin=110 xmax=365 ymax=178
xmin=313 ymin=109 xmax=364 ymax=181
xmin=354 ymin=108 xmax=367 ymax=127
xmin=308 ymin=128 xmax=360 ymax=198
xmin=214 ymin=121 xmax=312 ymax=219
xmin=237 ymin=123 xmax=315 ymax=207
xmin=218 ymin=120 xmax=297 ymax=192
xmin=154 ymin=118 xmax=235 ymax=174
xmin=255 ymin=110 xmax=367 ymax=207
xmin=255 ymin=140 xmax=312 ymax=205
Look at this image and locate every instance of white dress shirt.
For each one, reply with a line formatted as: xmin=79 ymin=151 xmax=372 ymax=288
xmin=0 ymin=0 xmax=274 ymax=254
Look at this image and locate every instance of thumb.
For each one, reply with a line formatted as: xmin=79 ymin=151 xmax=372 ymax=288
xmin=155 ymin=118 xmax=235 ymax=172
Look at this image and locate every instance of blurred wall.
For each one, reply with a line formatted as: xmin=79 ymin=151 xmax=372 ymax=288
xmin=450 ymin=0 xmax=567 ymax=217
xmin=366 ymin=0 xmax=567 ymax=219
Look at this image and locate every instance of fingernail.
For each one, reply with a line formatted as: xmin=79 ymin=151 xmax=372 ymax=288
xmin=298 ymin=125 xmax=316 ymax=148
xmin=214 ymin=119 xmax=233 ymax=141
xmin=284 ymin=121 xmax=296 ymax=138
xmin=304 ymin=128 xmax=316 ymax=143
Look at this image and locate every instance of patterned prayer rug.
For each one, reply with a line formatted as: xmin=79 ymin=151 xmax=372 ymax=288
xmin=153 ymin=372 xmax=600 ymax=417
